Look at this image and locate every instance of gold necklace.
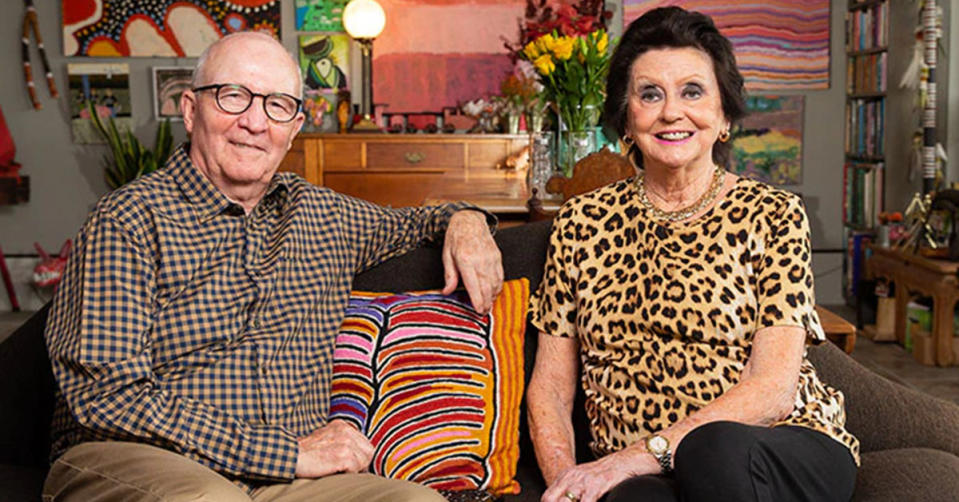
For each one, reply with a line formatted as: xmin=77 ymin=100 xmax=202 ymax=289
xmin=635 ymin=166 xmax=726 ymax=222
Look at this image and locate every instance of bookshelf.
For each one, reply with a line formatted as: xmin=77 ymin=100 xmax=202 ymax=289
xmin=842 ymin=0 xmax=888 ymax=303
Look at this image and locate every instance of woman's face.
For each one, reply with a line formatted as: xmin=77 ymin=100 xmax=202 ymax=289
xmin=625 ymin=47 xmax=729 ymax=173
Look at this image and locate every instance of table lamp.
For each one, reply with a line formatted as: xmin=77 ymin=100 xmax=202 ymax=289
xmin=343 ymin=0 xmax=386 ymax=132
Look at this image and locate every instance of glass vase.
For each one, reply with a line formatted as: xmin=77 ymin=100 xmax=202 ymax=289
xmin=527 ymin=131 xmax=555 ymax=198
xmin=505 ymin=112 xmax=521 ymax=134
xmin=556 ymin=104 xmax=601 ymax=177
xmin=559 ymin=130 xmax=596 ymax=177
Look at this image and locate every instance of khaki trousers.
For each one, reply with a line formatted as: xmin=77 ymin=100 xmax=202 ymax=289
xmin=43 ymin=442 xmax=447 ymax=502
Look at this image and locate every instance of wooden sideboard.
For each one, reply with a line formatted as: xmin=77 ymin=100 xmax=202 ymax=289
xmin=865 ymin=245 xmax=959 ymax=366
xmin=278 ymin=133 xmax=532 ymax=208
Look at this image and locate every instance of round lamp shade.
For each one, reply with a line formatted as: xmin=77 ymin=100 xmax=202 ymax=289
xmin=343 ymin=0 xmax=386 ymax=39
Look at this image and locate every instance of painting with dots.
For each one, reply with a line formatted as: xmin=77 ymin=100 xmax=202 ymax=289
xmin=62 ymin=0 xmax=281 ymax=57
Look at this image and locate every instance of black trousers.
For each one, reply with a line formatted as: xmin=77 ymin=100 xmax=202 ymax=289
xmin=604 ymin=422 xmax=857 ymax=502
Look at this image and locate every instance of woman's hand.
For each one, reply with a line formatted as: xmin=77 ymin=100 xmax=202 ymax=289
xmin=541 ymin=447 xmax=658 ymax=502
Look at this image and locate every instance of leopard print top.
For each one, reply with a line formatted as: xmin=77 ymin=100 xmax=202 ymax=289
xmin=530 ymin=176 xmax=860 ymax=465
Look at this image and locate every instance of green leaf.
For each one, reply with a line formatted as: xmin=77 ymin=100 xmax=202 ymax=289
xmin=87 ymin=103 xmax=174 ymax=189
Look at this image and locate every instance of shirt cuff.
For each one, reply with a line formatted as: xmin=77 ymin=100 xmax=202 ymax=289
xmin=241 ymin=425 xmax=299 ymax=481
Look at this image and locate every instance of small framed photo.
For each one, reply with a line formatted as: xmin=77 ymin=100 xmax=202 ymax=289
xmin=152 ymin=66 xmax=194 ymax=120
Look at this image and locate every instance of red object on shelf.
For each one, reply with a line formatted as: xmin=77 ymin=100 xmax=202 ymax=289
xmin=0 ymin=105 xmax=21 ymax=178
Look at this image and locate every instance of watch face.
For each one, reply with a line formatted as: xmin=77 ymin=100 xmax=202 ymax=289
xmin=648 ymin=435 xmax=668 ymax=454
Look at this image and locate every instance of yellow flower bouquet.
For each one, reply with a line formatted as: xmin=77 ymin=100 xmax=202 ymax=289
xmin=521 ymin=29 xmax=610 ymax=133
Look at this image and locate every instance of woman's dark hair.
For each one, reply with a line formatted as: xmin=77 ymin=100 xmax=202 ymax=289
xmin=604 ymin=6 xmax=747 ymax=168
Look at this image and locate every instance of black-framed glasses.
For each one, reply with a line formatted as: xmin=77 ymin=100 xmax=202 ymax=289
xmin=192 ymin=83 xmax=302 ymax=123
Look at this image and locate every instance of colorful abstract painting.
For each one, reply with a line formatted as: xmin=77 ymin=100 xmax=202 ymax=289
xmin=372 ymin=0 xmax=525 ymax=114
xmin=62 ymin=0 xmax=280 ymax=57
xmin=623 ymin=1 xmax=830 ymax=90
xmin=152 ymin=67 xmax=193 ymax=120
xmin=296 ymin=0 xmax=348 ymax=31
xmin=299 ymin=34 xmax=351 ymax=92
xmin=67 ymin=63 xmax=131 ymax=144
xmin=729 ymin=95 xmax=804 ymax=185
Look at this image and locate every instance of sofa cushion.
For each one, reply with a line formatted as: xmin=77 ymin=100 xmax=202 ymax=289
xmin=330 ymin=279 xmax=529 ymax=495
xmin=854 ymin=448 xmax=959 ymax=502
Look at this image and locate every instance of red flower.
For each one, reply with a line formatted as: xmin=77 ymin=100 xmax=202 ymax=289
xmin=504 ymin=0 xmax=610 ymax=62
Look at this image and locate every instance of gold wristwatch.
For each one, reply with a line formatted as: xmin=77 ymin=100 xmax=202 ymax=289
xmin=645 ymin=434 xmax=673 ymax=475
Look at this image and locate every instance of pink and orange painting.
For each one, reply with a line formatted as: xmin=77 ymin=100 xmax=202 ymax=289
xmin=62 ymin=0 xmax=280 ymax=57
xmin=372 ymin=0 xmax=525 ymax=114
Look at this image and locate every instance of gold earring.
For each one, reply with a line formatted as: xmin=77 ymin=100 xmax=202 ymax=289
xmin=622 ymin=135 xmax=635 ymax=148
xmin=718 ymin=129 xmax=730 ymax=143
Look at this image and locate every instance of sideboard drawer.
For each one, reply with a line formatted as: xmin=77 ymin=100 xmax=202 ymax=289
xmin=366 ymin=142 xmax=465 ymax=169
xmin=323 ymin=140 xmax=362 ymax=170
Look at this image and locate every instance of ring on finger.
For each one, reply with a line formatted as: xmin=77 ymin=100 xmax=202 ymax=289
xmin=564 ymin=491 xmax=579 ymax=502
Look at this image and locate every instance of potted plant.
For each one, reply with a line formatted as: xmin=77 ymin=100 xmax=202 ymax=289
xmin=85 ymin=101 xmax=173 ymax=189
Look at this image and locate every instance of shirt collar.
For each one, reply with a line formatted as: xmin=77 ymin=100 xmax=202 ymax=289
xmin=170 ymin=143 xmax=291 ymax=221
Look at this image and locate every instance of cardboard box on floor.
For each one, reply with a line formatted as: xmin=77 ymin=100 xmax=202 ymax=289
xmin=867 ymin=297 xmax=897 ymax=342
xmin=912 ymin=328 xmax=936 ymax=366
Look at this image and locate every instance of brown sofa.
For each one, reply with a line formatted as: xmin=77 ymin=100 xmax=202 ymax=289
xmin=2 ymin=220 xmax=959 ymax=501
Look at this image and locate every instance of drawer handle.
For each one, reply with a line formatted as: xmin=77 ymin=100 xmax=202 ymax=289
xmin=404 ymin=152 xmax=425 ymax=164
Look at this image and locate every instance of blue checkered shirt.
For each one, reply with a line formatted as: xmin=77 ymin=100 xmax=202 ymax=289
xmin=45 ymin=144 xmax=478 ymax=487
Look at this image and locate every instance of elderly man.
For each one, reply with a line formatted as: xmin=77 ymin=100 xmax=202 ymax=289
xmin=43 ymin=32 xmax=502 ymax=501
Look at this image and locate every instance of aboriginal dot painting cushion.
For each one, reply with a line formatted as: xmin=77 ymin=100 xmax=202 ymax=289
xmin=330 ymin=279 xmax=528 ymax=495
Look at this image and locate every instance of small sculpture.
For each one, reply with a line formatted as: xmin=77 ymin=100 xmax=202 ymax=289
xmin=336 ymin=89 xmax=351 ymax=134
xmin=462 ymin=99 xmax=499 ymax=134
xmin=32 ymin=240 xmax=71 ymax=288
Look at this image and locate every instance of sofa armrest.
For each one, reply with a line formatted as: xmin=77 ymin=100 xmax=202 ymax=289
xmin=0 ymin=304 xmax=55 ymax=467
xmin=808 ymin=342 xmax=959 ymax=456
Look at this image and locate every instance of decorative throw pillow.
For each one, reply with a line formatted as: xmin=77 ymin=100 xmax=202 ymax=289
xmin=331 ymin=278 xmax=529 ymax=495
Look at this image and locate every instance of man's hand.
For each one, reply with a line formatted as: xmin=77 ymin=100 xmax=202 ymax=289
xmin=295 ymin=419 xmax=374 ymax=478
xmin=442 ymin=210 xmax=503 ymax=314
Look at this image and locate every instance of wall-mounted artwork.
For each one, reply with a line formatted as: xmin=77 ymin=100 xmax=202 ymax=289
xmin=301 ymin=90 xmax=339 ymax=133
xmin=372 ymin=0 xmax=525 ymax=114
xmin=296 ymin=0 xmax=348 ymax=31
xmin=152 ymin=67 xmax=193 ymax=120
xmin=67 ymin=63 xmax=131 ymax=144
xmin=299 ymin=34 xmax=350 ymax=91
xmin=729 ymin=95 xmax=804 ymax=185
xmin=62 ymin=0 xmax=281 ymax=57
xmin=623 ymin=0 xmax=830 ymax=90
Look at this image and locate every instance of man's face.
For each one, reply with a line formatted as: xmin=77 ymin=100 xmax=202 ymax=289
xmin=181 ymin=35 xmax=304 ymax=196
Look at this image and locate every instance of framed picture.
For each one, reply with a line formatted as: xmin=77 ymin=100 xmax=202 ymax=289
xmin=301 ymin=90 xmax=339 ymax=133
xmin=729 ymin=95 xmax=804 ymax=185
xmin=298 ymin=34 xmax=351 ymax=92
xmin=152 ymin=67 xmax=194 ymax=120
xmin=67 ymin=63 xmax=131 ymax=144
xmin=295 ymin=0 xmax=348 ymax=31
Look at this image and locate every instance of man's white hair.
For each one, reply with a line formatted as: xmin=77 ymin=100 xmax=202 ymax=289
xmin=191 ymin=31 xmax=303 ymax=98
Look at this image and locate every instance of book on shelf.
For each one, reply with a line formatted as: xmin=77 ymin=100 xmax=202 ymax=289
xmin=845 ymin=99 xmax=884 ymax=157
xmin=846 ymin=1 xmax=888 ymax=51
xmin=844 ymin=230 xmax=874 ymax=301
xmin=842 ymin=162 xmax=884 ymax=228
xmin=846 ymin=52 xmax=886 ymax=94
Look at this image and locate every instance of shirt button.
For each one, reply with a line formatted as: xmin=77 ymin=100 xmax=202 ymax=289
xmin=259 ymin=366 xmax=268 ymax=376
xmin=253 ymin=318 xmax=262 ymax=328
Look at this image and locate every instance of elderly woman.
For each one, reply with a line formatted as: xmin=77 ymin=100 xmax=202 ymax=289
xmin=527 ymin=7 xmax=858 ymax=502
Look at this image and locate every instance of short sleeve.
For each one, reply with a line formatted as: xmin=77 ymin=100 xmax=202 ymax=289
xmin=754 ymin=195 xmax=825 ymax=342
xmin=529 ymin=208 xmax=578 ymax=338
